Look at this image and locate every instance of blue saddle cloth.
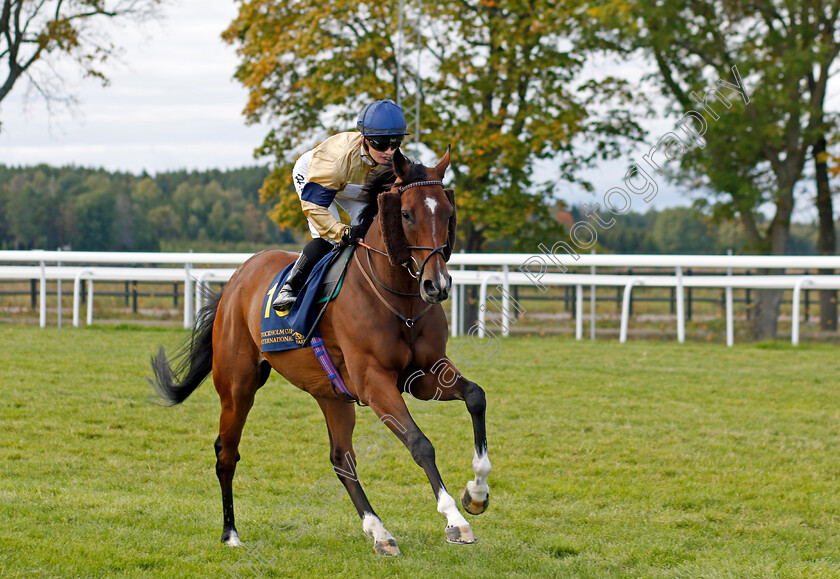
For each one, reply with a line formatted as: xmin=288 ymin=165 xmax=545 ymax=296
xmin=260 ymin=249 xmax=344 ymax=352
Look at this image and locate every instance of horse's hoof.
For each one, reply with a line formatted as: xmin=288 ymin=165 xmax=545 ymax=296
xmin=445 ymin=525 xmax=478 ymax=544
xmin=221 ymin=529 xmax=243 ymax=547
xmin=461 ymin=486 xmax=489 ymax=515
xmin=374 ymin=538 xmax=401 ymax=556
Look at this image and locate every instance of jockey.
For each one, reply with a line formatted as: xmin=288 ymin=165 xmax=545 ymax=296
xmin=272 ymin=99 xmax=409 ymax=313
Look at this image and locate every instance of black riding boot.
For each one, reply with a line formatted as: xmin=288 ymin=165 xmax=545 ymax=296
xmin=272 ymin=238 xmax=333 ymax=313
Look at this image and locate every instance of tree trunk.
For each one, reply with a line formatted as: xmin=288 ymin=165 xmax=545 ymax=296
xmin=814 ymin=135 xmax=837 ymax=331
xmin=750 ymin=286 xmax=784 ymax=341
xmin=749 ymin=187 xmax=794 ymax=341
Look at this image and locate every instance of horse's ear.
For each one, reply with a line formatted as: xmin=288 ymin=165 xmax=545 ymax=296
xmin=393 ymin=148 xmax=410 ymax=181
xmin=433 ymin=144 xmax=451 ymax=178
xmin=444 ymin=187 xmax=457 ymax=261
xmin=378 ymin=191 xmax=411 ymax=266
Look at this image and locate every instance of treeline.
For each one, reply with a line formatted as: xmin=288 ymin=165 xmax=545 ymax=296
xmin=570 ymin=206 xmax=821 ymax=255
xmin=0 ymin=164 xmax=826 ymax=255
xmin=482 ymin=203 xmax=822 ymax=255
xmin=0 ymin=165 xmax=295 ymax=251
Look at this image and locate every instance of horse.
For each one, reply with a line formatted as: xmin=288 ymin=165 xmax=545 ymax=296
xmin=149 ymin=147 xmax=491 ymax=556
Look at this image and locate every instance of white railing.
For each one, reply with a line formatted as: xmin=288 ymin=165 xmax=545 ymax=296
xmin=0 ymin=249 xmax=249 ymax=329
xmin=5 ymin=250 xmax=840 ymax=268
xmin=450 ymin=270 xmax=840 ymax=347
xmin=1 ymin=250 xmax=839 ymax=345
xmin=0 ymin=250 xmax=255 ymax=265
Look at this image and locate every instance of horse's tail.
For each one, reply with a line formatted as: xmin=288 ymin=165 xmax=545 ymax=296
xmin=149 ymin=291 xmax=222 ymax=406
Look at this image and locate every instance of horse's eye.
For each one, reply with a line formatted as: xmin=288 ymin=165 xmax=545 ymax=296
xmin=401 ymin=210 xmax=411 ymax=221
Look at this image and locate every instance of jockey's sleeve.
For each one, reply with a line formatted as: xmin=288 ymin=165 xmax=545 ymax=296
xmin=300 ymin=183 xmax=347 ymax=241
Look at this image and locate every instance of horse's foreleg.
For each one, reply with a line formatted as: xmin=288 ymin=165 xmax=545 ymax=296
xmin=316 ymin=398 xmax=400 ymax=556
xmin=360 ymin=368 xmax=477 ymax=545
xmin=403 ymin=362 xmax=491 ymax=516
xmin=459 ymin=377 xmax=491 ymax=515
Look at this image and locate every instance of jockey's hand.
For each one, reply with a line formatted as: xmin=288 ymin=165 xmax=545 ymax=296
xmin=349 ymin=224 xmax=366 ymax=241
xmin=340 ymin=224 xmax=365 ymax=246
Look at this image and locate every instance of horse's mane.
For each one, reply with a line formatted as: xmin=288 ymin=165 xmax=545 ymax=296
xmin=354 ymin=157 xmax=427 ymax=238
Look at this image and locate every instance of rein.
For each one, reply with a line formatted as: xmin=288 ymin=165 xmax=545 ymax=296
xmin=353 ymin=250 xmax=434 ymax=327
xmin=363 ymin=244 xmax=420 ymax=297
xmin=353 ymin=250 xmax=433 ymax=363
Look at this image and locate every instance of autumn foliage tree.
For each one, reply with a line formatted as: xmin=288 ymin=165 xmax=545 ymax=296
xmin=588 ymin=0 xmax=840 ymax=340
xmin=223 ymin=0 xmax=643 ymax=252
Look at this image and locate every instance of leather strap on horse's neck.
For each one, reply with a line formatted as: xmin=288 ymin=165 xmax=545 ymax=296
xmin=353 ymin=250 xmax=432 ymax=363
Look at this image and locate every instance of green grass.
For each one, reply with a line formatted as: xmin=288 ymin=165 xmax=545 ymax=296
xmin=2 ymin=326 xmax=840 ymax=578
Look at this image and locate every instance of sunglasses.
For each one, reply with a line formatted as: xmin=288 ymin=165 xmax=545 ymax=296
xmin=367 ymin=136 xmax=403 ymax=152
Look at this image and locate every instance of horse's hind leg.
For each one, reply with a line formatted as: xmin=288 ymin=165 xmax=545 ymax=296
xmin=214 ymin=359 xmax=269 ymax=546
xmin=316 ymin=398 xmax=400 ymax=556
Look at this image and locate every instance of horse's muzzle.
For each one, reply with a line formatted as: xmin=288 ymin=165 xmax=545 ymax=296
xmin=421 ymin=273 xmax=452 ymax=304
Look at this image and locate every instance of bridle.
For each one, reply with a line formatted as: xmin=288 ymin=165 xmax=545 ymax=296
xmin=388 ymin=179 xmax=450 ymax=281
xmin=350 ymin=177 xmax=452 ymax=361
xmin=359 ymin=178 xmax=450 ymax=293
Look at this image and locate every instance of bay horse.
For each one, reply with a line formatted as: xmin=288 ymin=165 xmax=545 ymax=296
xmin=150 ymin=147 xmax=491 ymax=556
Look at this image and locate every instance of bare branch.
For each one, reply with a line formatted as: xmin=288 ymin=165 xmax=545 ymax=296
xmin=0 ymin=0 xmax=161 ymax=108
xmin=20 ymin=0 xmax=49 ymax=37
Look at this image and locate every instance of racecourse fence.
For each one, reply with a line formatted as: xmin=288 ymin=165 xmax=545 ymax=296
xmin=2 ymin=249 xmax=840 ymax=346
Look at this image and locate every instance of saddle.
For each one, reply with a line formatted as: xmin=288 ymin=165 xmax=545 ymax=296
xmin=260 ymin=244 xmax=355 ymax=353
xmin=314 ymin=244 xmax=355 ymax=304
xmin=260 ymin=244 xmax=359 ymax=402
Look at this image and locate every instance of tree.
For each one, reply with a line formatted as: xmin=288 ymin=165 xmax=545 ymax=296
xmin=223 ymin=0 xmax=644 ymax=252
xmin=652 ymin=208 xmax=714 ymax=254
xmin=242 ymin=203 xmax=268 ymax=244
xmin=593 ymin=210 xmax=658 ymax=254
xmin=6 ymin=172 xmax=50 ymax=248
xmin=0 ymin=0 xmax=161 ymax=123
xmin=589 ymin=0 xmax=840 ymax=339
xmin=814 ymin=137 xmax=837 ymax=330
xmin=148 ymin=205 xmax=180 ymax=241
xmin=73 ymin=175 xmax=116 ymax=250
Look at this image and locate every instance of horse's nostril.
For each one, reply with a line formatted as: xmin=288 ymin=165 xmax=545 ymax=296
xmin=423 ymin=279 xmax=439 ymax=295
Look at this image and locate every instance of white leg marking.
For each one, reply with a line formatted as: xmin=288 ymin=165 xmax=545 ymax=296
xmin=225 ymin=530 xmax=243 ymax=547
xmin=362 ymin=513 xmax=395 ymax=543
xmin=466 ymin=450 xmax=491 ymax=501
xmin=437 ymin=490 xmax=470 ymax=528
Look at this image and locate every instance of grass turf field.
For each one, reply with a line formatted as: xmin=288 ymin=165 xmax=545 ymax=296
xmin=1 ymin=325 xmax=840 ymax=578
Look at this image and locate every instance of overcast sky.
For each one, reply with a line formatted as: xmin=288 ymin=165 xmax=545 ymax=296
xmin=0 ymin=0 xmax=266 ymax=173
xmin=0 ymin=0 xmax=770 ymax=214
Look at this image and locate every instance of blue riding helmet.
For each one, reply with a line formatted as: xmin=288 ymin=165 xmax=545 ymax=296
xmin=357 ymin=100 xmax=410 ymax=136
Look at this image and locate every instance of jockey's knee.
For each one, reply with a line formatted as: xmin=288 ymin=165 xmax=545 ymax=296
xmin=302 ymin=237 xmax=333 ymax=261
